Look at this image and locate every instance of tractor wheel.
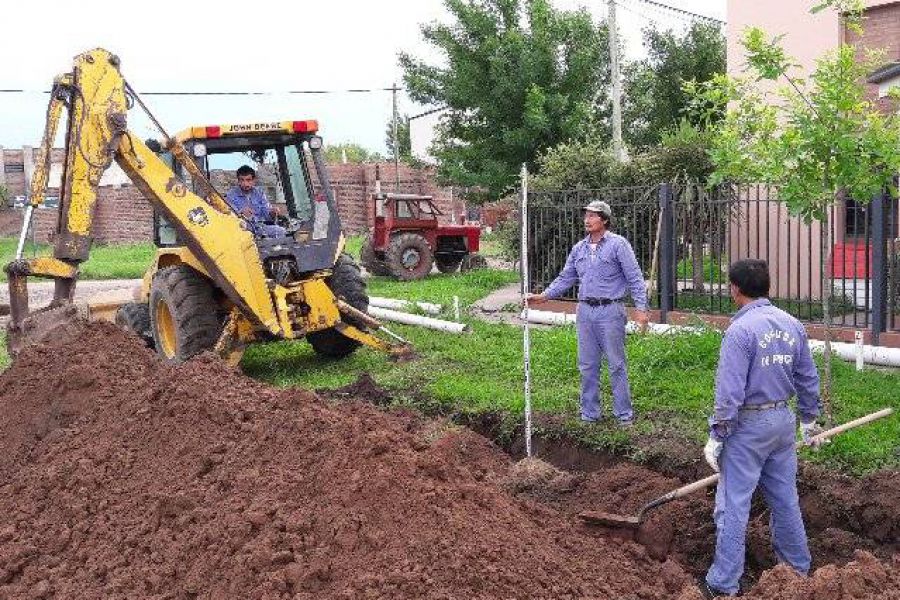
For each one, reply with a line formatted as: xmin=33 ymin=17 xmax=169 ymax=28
xmin=307 ymin=254 xmax=369 ymax=358
xmin=435 ymin=256 xmax=463 ymax=273
xmin=460 ymin=253 xmax=488 ymax=272
xmin=149 ymin=265 xmax=221 ymax=362
xmin=385 ymin=233 xmax=434 ymax=281
xmin=115 ymin=302 xmax=154 ymax=348
xmin=360 ymin=234 xmax=391 ymax=276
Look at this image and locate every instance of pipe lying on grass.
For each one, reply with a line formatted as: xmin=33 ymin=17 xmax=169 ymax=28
xmin=521 ymin=309 xmax=900 ymax=368
xmin=368 ymin=306 xmax=469 ymax=334
xmin=808 ymin=339 xmax=900 ymax=368
xmin=521 ymin=309 xmax=703 ymax=335
xmin=370 ymin=296 xmax=442 ymax=315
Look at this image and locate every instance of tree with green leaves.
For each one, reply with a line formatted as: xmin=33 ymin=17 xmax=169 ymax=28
xmin=323 ymin=143 xmax=383 ymax=164
xmin=400 ymin=0 xmax=607 ymax=201
xmin=385 ymin=114 xmax=412 ymax=161
xmin=624 ymin=21 xmax=726 ymax=149
xmin=688 ymin=0 xmax=900 ymax=418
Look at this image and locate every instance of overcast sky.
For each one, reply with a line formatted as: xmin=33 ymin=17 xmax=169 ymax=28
xmin=0 ymin=0 xmax=725 ymax=154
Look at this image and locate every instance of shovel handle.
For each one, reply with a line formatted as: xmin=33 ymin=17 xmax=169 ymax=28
xmin=664 ymin=407 xmax=894 ymax=503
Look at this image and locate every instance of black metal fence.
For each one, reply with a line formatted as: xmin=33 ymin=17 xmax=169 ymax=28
xmin=527 ymin=183 xmax=900 ymax=342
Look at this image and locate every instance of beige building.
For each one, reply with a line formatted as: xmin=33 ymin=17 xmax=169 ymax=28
xmin=725 ymin=0 xmax=900 ymax=304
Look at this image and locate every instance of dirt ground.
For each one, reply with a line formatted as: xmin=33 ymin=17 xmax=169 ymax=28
xmin=0 ymin=323 xmax=897 ymax=599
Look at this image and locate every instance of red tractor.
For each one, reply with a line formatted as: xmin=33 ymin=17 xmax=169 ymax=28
xmin=360 ymin=191 xmax=486 ymax=280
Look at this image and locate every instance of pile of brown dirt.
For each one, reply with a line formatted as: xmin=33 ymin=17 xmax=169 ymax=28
xmin=742 ymin=551 xmax=900 ymax=600
xmin=0 ymin=322 xmax=696 ymax=599
xmin=514 ymin=454 xmax=899 ymax=596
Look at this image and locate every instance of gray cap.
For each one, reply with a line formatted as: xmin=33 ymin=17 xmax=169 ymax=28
xmin=583 ymin=200 xmax=612 ymax=217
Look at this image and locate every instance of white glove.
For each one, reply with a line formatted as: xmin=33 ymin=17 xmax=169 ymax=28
xmin=704 ymin=437 xmax=723 ymax=472
xmin=800 ymin=421 xmax=825 ymax=448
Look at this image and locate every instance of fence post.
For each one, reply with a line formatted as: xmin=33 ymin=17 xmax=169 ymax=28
xmin=870 ymin=191 xmax=888 ymax=345
xmin=658 ymin=183 xmax=675 ymax=323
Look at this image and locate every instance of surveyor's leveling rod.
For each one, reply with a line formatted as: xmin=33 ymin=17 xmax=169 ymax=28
xmin=520 ymin=163 xmax=533 ymax=458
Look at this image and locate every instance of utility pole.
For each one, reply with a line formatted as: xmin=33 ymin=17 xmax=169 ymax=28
xmin=391 ymin=82 xmax=400 ymax=191
xmin=608 ymin=0 xmax=624 ymax=161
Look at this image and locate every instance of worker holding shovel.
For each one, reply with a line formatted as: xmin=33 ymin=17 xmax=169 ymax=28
xmin=528 ymin=199 xmax=649 ymax=426
xmin=701 ymin=259 xmax=823 ymax=599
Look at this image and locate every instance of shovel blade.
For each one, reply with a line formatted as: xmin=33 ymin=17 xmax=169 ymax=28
xmin=578 ymin=510 xmax=642 ymax=529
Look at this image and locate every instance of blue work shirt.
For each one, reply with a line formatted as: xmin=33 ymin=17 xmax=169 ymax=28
xmin=710 ymin=299 xmax=821 ymax=439
xmin=225 ymin=185 xmax=272 ymax=235
xmin=543 ymin=232 xmax=648 ymax=310
xmin=225 ymin=186 xmax=273 ymax=221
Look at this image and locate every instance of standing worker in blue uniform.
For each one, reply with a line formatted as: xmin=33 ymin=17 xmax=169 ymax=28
xmin=528 ymin=200 xmax=649 ymax=426
xmin=225 ymin=165 xmax=285 ymax=238
xmin=701 ymin=259 xmax=823 ymax=598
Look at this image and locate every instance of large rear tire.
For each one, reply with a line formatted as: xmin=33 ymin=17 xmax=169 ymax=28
xmin=385 ymin=233 xmax=433 ymax=281
xmin=115 ymin=302 xmax=154 ymax=348
xmin=149 ymin=265 xmax=221 ymax=362
xmin=307 ymin=254 xmax=368 ymax=358
xmin=360 ymin=234 xmax=392 ymax=276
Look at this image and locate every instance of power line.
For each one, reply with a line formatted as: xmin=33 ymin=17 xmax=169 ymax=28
xmin=0 ymin=87 xmax=406 ymax=96
xmin=632 ymin=0 xmax=725 ymax=25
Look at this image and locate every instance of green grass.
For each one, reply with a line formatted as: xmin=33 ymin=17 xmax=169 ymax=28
xmin=0 ymin=334 xmax=8 ymax=371
xmin=365 ymin=268 xmax=519 ymax=317
xmin=478 ymin=231 xmax=503 ymax=258
xmin=0 ymin=237 xmax=155 ymax=281
xmin=670 ymin=293 xmax=858 ymax=320
xmin=343 ymin=234 xmax=364 ymax=261
xmin=676 ymin=254 xmax=727 ymax=284
xmin=243 ymin=312 xmax=898 ymax=475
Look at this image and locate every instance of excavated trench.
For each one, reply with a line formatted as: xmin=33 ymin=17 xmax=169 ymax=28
xmin=0 ymin=322 xmax=896 ymax=599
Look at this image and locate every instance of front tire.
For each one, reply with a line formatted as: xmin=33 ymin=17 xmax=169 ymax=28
xmin=149 ymin=265 xmax=221 ymax=362
xmin=307 ymin=254 xmax=368 ymax=358
xmin=115 ymin=302 xmax=154 ymax=348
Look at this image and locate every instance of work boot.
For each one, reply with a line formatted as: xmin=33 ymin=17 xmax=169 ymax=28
xmin=697 ymin=578 xmax=731 ymax=599
xmin=616 ymin=418 xmax=634 ymax=428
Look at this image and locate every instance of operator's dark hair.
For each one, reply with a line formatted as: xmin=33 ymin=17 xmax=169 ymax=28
xmin=728 ymin=259 xmax=770 ymax=299
xmin=236 ymin=165 xmax=256 ymax=178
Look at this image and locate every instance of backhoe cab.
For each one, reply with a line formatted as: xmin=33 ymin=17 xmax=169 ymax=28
xmin=5 ymin=48 xmax=407 ymax=365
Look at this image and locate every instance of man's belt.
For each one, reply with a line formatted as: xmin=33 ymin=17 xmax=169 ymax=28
xmin=740 ymin=400 xmax=789 ymax=411
xmin=580 ymin=297 xmax=622 ymax=307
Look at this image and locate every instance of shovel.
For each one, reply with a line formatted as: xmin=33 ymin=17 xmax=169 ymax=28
xmin=579 ymin=407 xmax=894 ymax=530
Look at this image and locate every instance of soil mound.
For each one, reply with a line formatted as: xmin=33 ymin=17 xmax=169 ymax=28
xmin=743 ymin=551 xmax=900 ymax=600
xmin=0 ymin=323 xmax=695 ymax=599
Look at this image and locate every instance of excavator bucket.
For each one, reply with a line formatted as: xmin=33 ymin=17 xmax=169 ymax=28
xmin=4 ymin=260 xmax=83 ymax=356
xmin=5 ymin=303 xmax=85 ymax=357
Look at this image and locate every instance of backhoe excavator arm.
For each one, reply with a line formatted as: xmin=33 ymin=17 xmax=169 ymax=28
xmin=4 ymin=48 xmax=282 ymax=354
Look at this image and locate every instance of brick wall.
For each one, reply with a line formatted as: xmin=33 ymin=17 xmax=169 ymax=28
xmin=0 ymin=145 xmax=465 ymax=243
xmin=313 ymin=163 xmax=465 ymax=233
xmin=845 ymin=2 xmax=900 ymax=112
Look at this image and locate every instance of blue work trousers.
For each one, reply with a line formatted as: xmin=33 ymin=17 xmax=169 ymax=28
xmin=576 ymin=302 xmax=633 ymax=422
xmin=706 ymin=406 xmax=811 ymax=595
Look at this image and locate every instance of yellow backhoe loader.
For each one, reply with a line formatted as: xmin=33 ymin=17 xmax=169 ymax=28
xmin=5 ymin=48 xmax=408 ymax=364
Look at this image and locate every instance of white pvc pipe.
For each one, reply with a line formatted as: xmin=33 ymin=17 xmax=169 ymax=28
xmin=522 ymin=309 xmax=900 ymax=368
xmin=521 ymin=309 xmax=704 ymax=334
xmin=368 ymin=306 xmax=469 ymax=334
xmin=521 ymin=308 xmax=576 ymax=326
xmin=808 ymin=339 xmax=900 ymax=368
xmin=369 ymin=296 xmax=442 ymax=315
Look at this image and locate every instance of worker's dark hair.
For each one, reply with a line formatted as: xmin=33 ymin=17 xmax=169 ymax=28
xmin=728 ymin=259 xmax=770 ymax=299
xmin=236 ymin=165 xmax=256 ymax=178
